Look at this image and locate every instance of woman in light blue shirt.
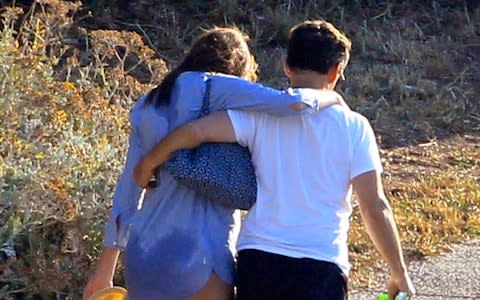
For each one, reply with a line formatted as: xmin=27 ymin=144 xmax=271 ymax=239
xmin=84 ymin=27 xmax=338 ymax=300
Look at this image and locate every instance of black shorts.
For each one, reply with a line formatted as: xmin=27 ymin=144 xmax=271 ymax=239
xmin=236 ymin=249 xmax=348 ymax=300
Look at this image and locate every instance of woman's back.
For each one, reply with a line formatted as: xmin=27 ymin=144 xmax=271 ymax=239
xmin=121 ymin=86 xmax=240 ymax=300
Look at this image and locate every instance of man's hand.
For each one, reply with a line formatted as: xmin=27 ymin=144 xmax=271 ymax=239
xmin=388 ymin=271 xmax=416 ymax=300
xmin=352 ymin=171 xmax=415 ymax=299
xmin=134 ymin=156 xmax=157 ymax=188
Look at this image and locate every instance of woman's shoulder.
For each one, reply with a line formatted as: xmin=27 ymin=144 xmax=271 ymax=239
xmin=176 ymin=71 xmax=238 ymax=84
xmin=130 ymin=94 xmax=148 ymax=123
xmin=130 ymin=95 xmax=168 ymax=125
xmin=176 ymin=71 xmax=207 ymax=84
xmin=171 ymin=72 xmax=208 ymax=107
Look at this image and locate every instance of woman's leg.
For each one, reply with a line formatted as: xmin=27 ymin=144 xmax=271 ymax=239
xmin=186 ymin=272 xmax=234 ymax=300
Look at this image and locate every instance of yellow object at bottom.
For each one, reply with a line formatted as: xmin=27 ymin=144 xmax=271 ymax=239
xmin=88 ymin=287 xmax=127 ymax=300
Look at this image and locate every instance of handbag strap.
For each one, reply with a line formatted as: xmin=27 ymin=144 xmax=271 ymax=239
xmin=199 ymin=76 xmax=211 ymax=118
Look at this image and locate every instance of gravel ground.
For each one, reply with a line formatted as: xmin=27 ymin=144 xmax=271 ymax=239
xmin=350 ymin=240 xmax=480 ymax=300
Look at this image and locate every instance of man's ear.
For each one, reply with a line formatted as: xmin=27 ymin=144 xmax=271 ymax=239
xmin=327 ymin=63 xmax=341 ymax=85
xmin=283 ymin=61 xmax=293 ymax=78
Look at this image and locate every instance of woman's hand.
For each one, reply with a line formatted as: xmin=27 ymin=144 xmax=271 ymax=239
xmin=83 ymin=248 xmax=120 ymax=300
xmin=293 ymin=90 xmax=351 ymax=112
xmin=83 ymin=272 xmax=113 ymax=300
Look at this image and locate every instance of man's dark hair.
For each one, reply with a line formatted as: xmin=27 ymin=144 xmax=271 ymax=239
xmin=287 ymin=21 xmax=351 ymax=74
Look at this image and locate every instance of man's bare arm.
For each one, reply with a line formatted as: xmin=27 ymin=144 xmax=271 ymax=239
xmin=133 ymin=111 xmax=236 ymax=188
xmin=352 ymin=170 xmax=415 ymax=299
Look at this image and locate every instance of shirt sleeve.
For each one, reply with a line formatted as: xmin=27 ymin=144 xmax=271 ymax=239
xmin=350 ymin=115 xmax=383 ymax=180
xmin=103 ymin=105 xmax=145 ymax=249
xmin=226 ymin=109 xmax=257 ymax=148
xmin=208 ymin=73 xmax=327 ymax=116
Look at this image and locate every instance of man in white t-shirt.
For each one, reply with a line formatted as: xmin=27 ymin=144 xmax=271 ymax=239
xmin=135 ymin=21 xmax=415 ymax=300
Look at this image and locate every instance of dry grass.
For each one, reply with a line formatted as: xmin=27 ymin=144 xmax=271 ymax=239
xmin=0 ymin=0 xmax=479 ymax=298
xmin=349 ymin=136 xmax=480 ymax=285
xmin=0 ymin=2 xmax=164 ymax=298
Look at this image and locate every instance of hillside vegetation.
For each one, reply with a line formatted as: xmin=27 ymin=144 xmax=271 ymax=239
xmin=0 ymin=1 xmax=479 ymax=299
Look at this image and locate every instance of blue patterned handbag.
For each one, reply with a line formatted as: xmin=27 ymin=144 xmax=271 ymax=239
xmin=164 ymin=77 xmax=257 ymax=210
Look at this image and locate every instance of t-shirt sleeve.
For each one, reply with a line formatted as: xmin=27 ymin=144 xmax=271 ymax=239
xmin=350 ymin=115 xmax=383 ymax=180
xmin=226 ymin=109 xmax=256 ymax=148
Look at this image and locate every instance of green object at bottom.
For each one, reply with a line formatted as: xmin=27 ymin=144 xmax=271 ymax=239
xmin=378 ymin=293 xmax=409 ymax=300
xmin=378 ymin=293 xmax=389 ymax=300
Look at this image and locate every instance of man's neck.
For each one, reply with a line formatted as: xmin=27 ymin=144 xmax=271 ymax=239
xmin=289 ymin=70 xmax=333 ymax=90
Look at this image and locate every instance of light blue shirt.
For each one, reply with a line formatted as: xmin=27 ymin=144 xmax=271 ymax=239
xmin=103 ymin=72 xmax=327 ymax=300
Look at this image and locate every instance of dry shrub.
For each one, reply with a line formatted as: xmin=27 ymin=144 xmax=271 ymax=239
xmin=0 ymin=2 xmax=166 ymax=298
xmin=0 ymin=0 xmax=479 ymax=297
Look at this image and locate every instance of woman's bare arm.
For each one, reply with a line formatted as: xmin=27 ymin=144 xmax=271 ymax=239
xmin=83 ymin=247 xmax=120 ymax=299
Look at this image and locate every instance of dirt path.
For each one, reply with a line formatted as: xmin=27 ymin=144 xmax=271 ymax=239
xmin=350 ymin=240 xmax=480 ymax=299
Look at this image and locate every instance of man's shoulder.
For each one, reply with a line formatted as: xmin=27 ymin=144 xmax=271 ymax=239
xmin=319 ymin=105 xmax=372 ymax=131
xmin=347 ymin=110 xmax=371 ymax=128
xmin=325 ymin=104 xmax=368 ymax=119
xmin=227 ymin=109 xmax=264 ymax=121
xmin=344 ymin=109 xmax=370 ymax=123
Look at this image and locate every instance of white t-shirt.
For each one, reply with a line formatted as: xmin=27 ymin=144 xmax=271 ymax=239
xmin=227 ymin=104 xmax=383 ymax=275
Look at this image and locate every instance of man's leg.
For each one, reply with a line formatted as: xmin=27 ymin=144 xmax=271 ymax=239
xmin=236 ymin=249 xmax=281 ymax=300
xmin=236 ymin=249 xmax=347 ymax=300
